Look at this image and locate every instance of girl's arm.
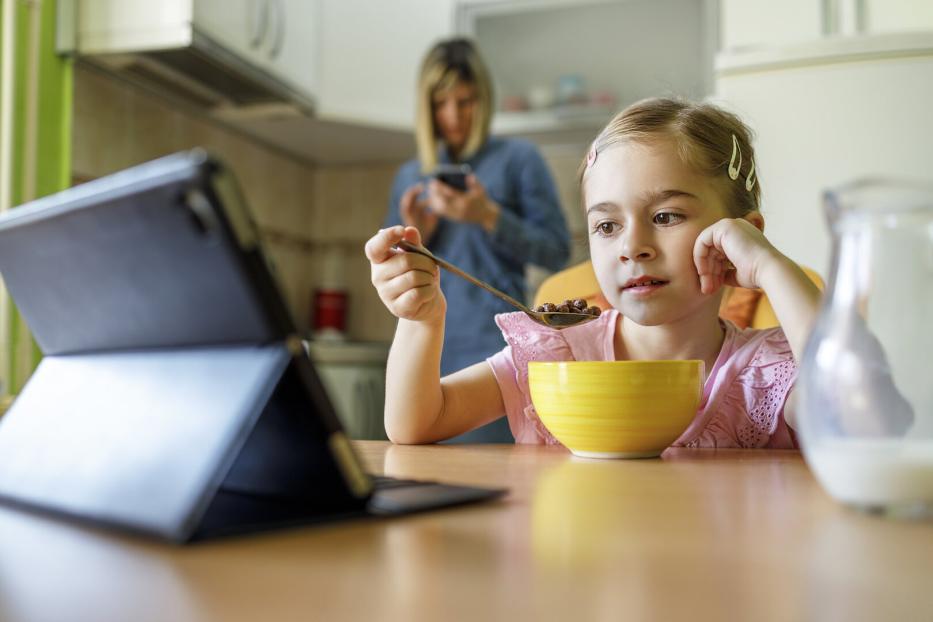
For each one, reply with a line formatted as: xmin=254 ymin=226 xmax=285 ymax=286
xmin=753 ymin=254 xmax=822 ymax=359
xmin=366 ymin=226 xmax=506 ymax=444
xmin=694 ymin=217 xmax=822 ymax=360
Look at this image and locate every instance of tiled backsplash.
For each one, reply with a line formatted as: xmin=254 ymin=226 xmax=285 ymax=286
xmin=72 ymin=65 xmax=590 ymax=344
xmin=74 ymin=65 xmax=331 ymax=336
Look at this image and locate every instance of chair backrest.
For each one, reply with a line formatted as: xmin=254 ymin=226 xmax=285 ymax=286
xmin=533 ymin=260 xmax=823 ymax=330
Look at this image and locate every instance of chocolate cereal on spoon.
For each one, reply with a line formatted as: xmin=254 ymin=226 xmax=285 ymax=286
xmin=533 ymin=298 xmax=602 ymax=325
xmin=394 ymin=240 xmax=599 ymax=330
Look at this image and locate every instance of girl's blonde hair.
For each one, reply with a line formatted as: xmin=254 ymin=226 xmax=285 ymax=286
xmin=581 ymin=97 xmax=761 ymax=217
xmin=415 ymin=38 xmax=493 ymax=174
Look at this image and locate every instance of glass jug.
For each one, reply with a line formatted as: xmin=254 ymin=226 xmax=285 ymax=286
xmin=797 ymin=179 xmax=933 ymax=516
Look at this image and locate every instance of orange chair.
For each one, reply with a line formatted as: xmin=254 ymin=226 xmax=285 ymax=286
xmin=533 ymin=260 xmax=823 ymax=329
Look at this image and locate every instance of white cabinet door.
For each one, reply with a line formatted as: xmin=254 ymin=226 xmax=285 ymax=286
xmin=194 ymin=0 xmax=316 ymax=101
xmin=317 ymin=0 xmax=457 ymax=130
xmin=315 ymin=364 xmax=388 ymax=441
xmin=193 ymin=0 xmax=258 ymax=60
xmin=263 ymin=0 xmax=319 ymax=100
xmin=306 ymin=341 xmax=390 ymax=440
xmin=720 ymin=0 xmax=822 ymax=49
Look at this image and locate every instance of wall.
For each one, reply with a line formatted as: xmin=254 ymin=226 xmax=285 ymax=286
xmin=72 ymin=64 xmax=428 ymax=343
xmin=306 ymin=163 xmax=401 ymax=342
xmin=73 ymin=64 xmax=324 ymax=334
xmin=715 ymin=52 xmax=933 ymax=275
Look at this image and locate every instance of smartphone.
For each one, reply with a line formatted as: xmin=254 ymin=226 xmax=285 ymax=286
xmin=432 ymin=163 xmax=472 ymax=192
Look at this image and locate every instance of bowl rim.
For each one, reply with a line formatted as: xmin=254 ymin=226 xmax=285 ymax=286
xmin=528 ymin=359 xmax=703 ymax=368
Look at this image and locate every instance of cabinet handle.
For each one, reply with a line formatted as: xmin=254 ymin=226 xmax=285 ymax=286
xmin=269 ymin=0 xmax=285 ymax=60
xmin=248 ymin=0 xmax=270 ymax=49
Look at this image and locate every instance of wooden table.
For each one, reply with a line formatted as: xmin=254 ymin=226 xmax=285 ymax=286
xmin=0 ymin=442 xmax=931 ymax=621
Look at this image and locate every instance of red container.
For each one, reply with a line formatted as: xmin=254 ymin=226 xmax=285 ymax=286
xmin=312 ymin=288 xmax=348 ymax=335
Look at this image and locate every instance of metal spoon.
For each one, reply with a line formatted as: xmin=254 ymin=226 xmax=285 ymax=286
xmin=394 ymin=240 xmax=598 ymax=330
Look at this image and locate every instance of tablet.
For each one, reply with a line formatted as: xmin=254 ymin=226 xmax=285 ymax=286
xmin=0 ymin=150 xmax=504 ymax=542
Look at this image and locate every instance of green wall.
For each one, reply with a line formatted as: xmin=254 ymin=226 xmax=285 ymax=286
xmin=1 ymin=0 xmax=72 ymax=395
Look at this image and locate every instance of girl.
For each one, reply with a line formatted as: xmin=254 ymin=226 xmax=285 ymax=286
xmin=365 ymin=97 xmax=822 ymax=448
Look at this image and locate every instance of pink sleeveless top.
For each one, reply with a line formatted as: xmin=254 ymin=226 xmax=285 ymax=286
xmin=486 ymin=309 xmax=798 ymax=449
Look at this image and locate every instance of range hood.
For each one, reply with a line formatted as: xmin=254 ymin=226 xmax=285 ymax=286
xmin=59 ymin=0 xmax=315 ymax=118
xmin=59 ymin=0 xmax=417 ymax=164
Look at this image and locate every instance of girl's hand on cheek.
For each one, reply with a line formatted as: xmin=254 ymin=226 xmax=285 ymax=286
xmin=693 ymin=218 xmax=779 ymax=295
xmin=364 ymin=226 xmax=446 ymax=324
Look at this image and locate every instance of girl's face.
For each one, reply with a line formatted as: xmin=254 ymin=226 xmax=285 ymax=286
xmin=432 ymin=80 xmax=476 ymax=155
xmin=584 ymin=139 xmax=730 ymax=326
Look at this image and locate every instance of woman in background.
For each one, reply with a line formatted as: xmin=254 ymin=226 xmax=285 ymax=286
xmin=383 ymin=38 xmax=570 ymax=442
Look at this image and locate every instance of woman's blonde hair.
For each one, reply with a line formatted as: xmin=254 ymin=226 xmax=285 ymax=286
xmin=581 ymin=97 xmax=761 ymax=217
xmin=415 ymin=38 xmax=493 ymax=173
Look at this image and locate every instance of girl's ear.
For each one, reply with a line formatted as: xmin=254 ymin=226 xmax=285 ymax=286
xmin=743 ymin=211 xmax=765 ymax=233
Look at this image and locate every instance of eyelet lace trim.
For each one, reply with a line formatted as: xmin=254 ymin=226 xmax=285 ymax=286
xmin=496 ymin=312 xmax=569 ymax=446
xmin=729 ymin=332 xmax=797 ymax=448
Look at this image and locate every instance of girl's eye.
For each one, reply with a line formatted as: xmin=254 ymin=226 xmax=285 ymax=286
xmin=653 ymin=212 xmax=684 ymax=226
xmin=591 ymin=221 xmax=618 ymax=236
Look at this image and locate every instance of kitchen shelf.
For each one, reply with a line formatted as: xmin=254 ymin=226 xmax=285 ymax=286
xmin=493 ymin=103 xmax=617 ymax=137
xmin=461 ymin=0 xmax=716 ymax=142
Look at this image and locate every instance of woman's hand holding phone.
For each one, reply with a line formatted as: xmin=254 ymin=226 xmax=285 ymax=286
xmin=427 ymin=174 xmax=501 ymax=233
xmin=433 ymin=164 xmax=471 ymax=192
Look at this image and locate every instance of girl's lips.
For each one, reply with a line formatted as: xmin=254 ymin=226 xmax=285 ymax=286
xmin=622 ymin=283 xmax=667 ymax=296
xmin=620 ymin=276 xmax=669 ymax=296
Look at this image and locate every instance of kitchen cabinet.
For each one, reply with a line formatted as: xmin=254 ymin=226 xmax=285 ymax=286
xmin=193 ymin=0 xmax=319 ymax=103
xmin=266 ymin=0 xmax=320 ymax=100
xmin=191 ymin=0 xmax=256 ymax=61
xmin=865 ymin=0 xmax=933 ymax=34
xmin=316 ymin=0 xmax=458 ymax=130
xmin=458 ymin=0 xmax=718 ymax=142
xmin=719 ymin=0 xmax=933 ymax=50
xmin=719 ymin=0 xmax=822 ymax=50
xmin=75 ymin=0 xmax=317 ymax=109
xmin=306 ymin=341 xmax=390 ymax=441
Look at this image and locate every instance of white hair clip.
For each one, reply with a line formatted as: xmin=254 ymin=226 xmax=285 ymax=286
xmin=728 ymin=134 xmax=742 ymax=181
xmin=729 ymin=133 xmax=756 ymax=191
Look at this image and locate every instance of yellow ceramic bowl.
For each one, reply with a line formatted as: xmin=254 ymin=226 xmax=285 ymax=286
xmin=528 ymin=360 xmax=703 ymax=459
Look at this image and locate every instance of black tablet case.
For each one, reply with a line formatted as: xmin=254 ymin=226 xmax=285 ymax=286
xmin=0 ymin=151 xmax=376 ymax=542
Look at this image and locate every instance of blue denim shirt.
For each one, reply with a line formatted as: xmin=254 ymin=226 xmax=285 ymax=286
xmin=385 ymin=136 xmax=570 ymax=376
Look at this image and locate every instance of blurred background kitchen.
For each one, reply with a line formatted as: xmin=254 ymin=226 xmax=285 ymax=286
xmin=1 ymin=0 xmax=931 ymax=436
